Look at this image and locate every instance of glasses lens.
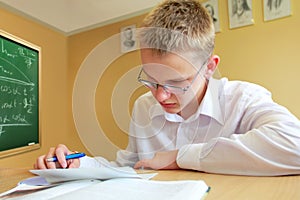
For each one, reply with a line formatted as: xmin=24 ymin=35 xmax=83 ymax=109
xmin=139 ymin=80 xmax=156 ymax=89
xmin=139 ymin=80 xmax=184 ymax=94
xmin=138 ymin=70 xmax=186 ymax=95
xmin=164 ymin=85 xmax=185 ymax=95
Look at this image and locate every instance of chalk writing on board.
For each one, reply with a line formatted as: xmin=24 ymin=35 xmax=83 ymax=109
xmin=0 ymin=36 xmax=37 ymax=137
xmin=0 ymin=31 xmax=40 ymax=156
xmin=1 ymin=40 xmax=35 ymax=85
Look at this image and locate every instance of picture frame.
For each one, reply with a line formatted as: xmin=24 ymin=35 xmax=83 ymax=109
xmin=264 ymin=0 xmax=291 ymax=21
xmin=120 ymin=25 xmax=137 ymax=53
xmin=228 ymin=0 xmax=254 ymax=29
xmin=202 ymin=0 xmax=221 ymax=33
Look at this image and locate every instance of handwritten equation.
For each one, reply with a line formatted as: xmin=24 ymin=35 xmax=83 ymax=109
xmin=1 ymin=39 xmax=37 ymax=69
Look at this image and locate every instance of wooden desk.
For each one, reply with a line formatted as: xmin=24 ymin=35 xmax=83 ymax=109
xmin=153 ymin=170 xmax=300 ymax=200
xmin=1 ymin=168 xmax=300 ymax=200
xmin=0 ymin=168 xmax=33 ymax=194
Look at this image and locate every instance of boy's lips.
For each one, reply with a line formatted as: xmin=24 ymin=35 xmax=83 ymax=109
xmin=160 ymin=102 xmax=177 ymax=108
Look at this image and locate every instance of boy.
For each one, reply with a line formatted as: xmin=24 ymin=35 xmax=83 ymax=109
xmin=35 ymin=0 xmax=300 ymax=176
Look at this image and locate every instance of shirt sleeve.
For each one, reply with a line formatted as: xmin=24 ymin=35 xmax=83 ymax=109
xmin=177 ymin=86 xmax=300 ymax=176
xmin=113 ymin=101 xmax=141 ymax=167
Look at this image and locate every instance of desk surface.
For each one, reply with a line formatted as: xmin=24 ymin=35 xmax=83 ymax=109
xmin=1 ymin=168 xmax=300 ymax=200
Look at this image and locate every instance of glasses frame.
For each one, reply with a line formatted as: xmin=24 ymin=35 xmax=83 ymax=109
xmin=137 ymin=60 xmax=208 ymax=95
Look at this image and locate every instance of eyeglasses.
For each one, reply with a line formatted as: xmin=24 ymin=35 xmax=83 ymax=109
xmin=137 ymin=61 xmax=207 ymax=95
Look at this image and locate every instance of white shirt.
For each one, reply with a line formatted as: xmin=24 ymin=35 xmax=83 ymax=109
xmin=81 ymin=78 xmax=300 ymax=176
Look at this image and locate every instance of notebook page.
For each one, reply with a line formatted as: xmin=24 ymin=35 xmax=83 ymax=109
xmin=54 ymin=179 xmax=209 ymax=200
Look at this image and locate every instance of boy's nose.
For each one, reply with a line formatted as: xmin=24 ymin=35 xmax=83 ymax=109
xmin=154 ymin=85 xmax=171 ymax=102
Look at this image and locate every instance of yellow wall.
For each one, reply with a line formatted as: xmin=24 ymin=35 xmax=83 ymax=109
xmin=68 ymin=15 xmax=147 ymax=160
xmin=215 ymin=0 xmax=300 ymax=118
xmin=0 ymin=7 xmax=88 ymax=168
xmin=0 ymin=0 xmax=300 ymax=168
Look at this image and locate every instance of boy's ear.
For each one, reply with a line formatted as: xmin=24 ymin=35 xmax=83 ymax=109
xmin=204 ymin=55 xmax=220 ymax=79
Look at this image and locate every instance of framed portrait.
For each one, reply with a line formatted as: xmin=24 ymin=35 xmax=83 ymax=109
xmin=202 ymin=0 xmax=221 ymax=33
xmin=264 ymin=0 xmax=291 ymax=21
xmin=120 ymin=25 xmax=137 ymax=53
xmin=228 ymin=0 xmax=254 ymax=29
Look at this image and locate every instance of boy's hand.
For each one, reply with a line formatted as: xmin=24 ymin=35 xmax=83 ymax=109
xmin=34 ymin=144 xmax=80 ymax=169
xmin=134 ymin=150 xmax=180 ymax=170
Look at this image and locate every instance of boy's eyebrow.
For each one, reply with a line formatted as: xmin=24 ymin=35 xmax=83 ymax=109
xmin=142 ymin=69 xmax=190 ymax=82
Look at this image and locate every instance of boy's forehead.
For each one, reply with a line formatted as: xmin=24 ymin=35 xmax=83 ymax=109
xmin=140 ymin=49 xmax=201 ymax=70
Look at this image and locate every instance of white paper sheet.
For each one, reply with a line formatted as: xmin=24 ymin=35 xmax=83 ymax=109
xmin=1 ymin=167 xmax=161 ymax=199
xmin=3 ymin=178 xmax=209 ymax=200
xmin=5 ymin=179 xmax=101 ymax=200
xmin=0 ymin=176 xmax=55 ymax=198
xmin=30 ymin=166 xmax=141 ymax=183
xmin=54 ymin=179 xmax=209 ymax=200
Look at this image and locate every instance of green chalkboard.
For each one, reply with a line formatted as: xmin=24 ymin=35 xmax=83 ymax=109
xmin=0 ymin=30 xmax=40 ymax=158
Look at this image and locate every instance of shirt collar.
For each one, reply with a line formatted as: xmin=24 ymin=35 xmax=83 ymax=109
xmin=148 ymin=78 xmax=224 ymax=125
xmin=198 ymin=78 xmax=224 ymax=125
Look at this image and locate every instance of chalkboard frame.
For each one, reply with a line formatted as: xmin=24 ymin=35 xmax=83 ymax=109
xmin=0 ymin=30 xmax=41 ymax=158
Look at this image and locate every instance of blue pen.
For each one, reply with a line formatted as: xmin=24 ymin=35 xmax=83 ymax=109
xmin=46 ymin=152 xmax=86 ymax=162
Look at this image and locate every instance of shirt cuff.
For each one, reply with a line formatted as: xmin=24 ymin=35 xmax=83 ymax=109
xmin=177 ymin=144 xmax=204 ymax=170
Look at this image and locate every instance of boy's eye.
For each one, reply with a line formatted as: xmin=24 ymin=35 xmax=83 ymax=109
xmin=167 ymin=79 xmax=186 ymax=86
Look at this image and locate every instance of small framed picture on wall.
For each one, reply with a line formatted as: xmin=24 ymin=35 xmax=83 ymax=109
xmin=264 ymin=0 xmax=291 ymax=21
xmin=202 ymin=0 xmax=221 ymax=33
xmin=228 ymin=0 xmax=254 ymax=29
xmin=120 ymin=25 xmax=137 ymax=53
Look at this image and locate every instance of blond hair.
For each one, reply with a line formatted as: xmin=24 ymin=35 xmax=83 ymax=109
xmin=139 ymin=0 xmax=215 ymax=61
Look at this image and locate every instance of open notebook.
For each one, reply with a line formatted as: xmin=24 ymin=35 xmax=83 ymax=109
xmin=0 ymin=166 xmax=210 ymax=200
